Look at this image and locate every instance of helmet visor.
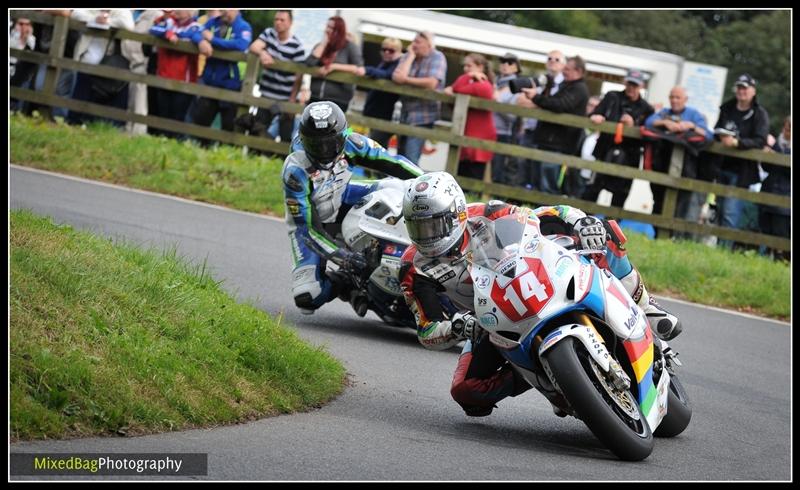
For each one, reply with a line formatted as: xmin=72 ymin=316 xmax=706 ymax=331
xmin=406 ymin=211 xmax=455 ymax=246
xmin=304 ymin=132 xmax=346 ymax=166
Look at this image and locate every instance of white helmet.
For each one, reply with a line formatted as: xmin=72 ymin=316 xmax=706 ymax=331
xmin=403 ymin=172 xmax=468 ymax=258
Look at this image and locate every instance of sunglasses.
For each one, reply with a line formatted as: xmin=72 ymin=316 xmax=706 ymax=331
xmin=381 ymin=48 xmax=396 ymax=53
xmin=547 ymin=57 xmax=564 ymax=62
xmin=499 ymin=59 xmax=516 ymax=64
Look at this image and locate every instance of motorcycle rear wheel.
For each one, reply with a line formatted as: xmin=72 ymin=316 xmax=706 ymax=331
xmin=653 ymin=375 xmax=692 ymax=437
xmin=544 ymin=337 xmax=654 ymax=461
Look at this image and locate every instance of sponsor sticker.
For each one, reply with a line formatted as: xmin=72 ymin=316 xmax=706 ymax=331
xmin=309 ymin=103 xmax=333 ymax=124
xmin=286 ymin=199 xmax=301 ymax=216
xmin=475 ymin=274 xmax=491 ymax=289
xmin=480 ymin=313 xmax=499 ymax=327
xmin=540 ymin=330 xmax=563 ymax=352
xmin=412 ymin=203 xmax=430 ymax=213
xmin=524 ymin=239 xmax=539 ymax=254
xmin=555 ymin=256 xmax=573 ymax=277
xmin=415 ymin=182 xmax=429 ymax=192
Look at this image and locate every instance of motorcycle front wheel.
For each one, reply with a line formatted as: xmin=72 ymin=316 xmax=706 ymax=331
xmin=544 ymin=337 xmax=654 ymax=461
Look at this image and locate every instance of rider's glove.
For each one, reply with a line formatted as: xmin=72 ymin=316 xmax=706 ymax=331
xmin=451 ymin=311 xmax=483 ymax=343
xmin=340 ymin=249 xmax=368 ymax=275
xmin=573 ymin=216 xmax=607 ymax=250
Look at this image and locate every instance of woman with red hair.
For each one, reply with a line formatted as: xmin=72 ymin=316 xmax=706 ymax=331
xmin=304 ymin=16 xmax=364 ymax=112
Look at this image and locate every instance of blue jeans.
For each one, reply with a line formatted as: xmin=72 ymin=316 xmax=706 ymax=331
xmin=491 ymin=134 xmax=513 ymax=185
xmin=34 ymin=65 xmax=76 ymax=119
xmin=715 ymin=170 xmax=745 ymax=250
xmin=537 ymin=161 xmax=562 ymax=195
xmin=398 ymin=123 xmax=434 ymax=164
xmin=519 ymin=130 xmax=539 ymax=190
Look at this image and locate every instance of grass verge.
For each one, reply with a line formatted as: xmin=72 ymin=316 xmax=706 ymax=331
xmin=10 ymin=209 xmax=346 ymax=440
xmin=10 ymin=114 xmax=790 ymax=321
xmin=9 ymin=113 xmax=287 ymax=215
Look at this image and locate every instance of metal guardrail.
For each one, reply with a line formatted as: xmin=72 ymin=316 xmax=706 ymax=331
xmin=9 ymin=11 xmax=790 ymax=251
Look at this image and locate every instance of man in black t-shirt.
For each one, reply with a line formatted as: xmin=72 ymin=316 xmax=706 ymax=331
xmin=582 ymin=69 xmax=654 ymax=211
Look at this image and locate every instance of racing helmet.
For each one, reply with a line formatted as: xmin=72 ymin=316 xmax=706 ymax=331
xmin=402 ymin=172 xmax=468 ymax=258
xmin=299 ymin=101 xmax=349 ymax=170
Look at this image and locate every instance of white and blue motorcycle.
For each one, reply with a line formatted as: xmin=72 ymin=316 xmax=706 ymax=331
xmin=465 ymin=211 xmax=691 ymax=461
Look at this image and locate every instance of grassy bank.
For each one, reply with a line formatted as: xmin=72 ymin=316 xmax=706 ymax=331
xmin=10 ymin=114 xmax=287 ymax=216
xmin=10 ymin=114 xmax=790 ymax=321
xmin=10 ymin=210 xmax=346 ymax=440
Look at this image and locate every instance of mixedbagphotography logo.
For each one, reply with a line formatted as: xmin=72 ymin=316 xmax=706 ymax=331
xmin=10 ymin=453 xmax=208 ymax=476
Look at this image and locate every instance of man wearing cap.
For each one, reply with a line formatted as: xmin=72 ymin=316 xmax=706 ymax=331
xmin=492 ymin=52 xmax=522 ymax=185
xmin=711 ymin=73 xmax=770 ymax=249
xmin=582 ymin=68 xmax=654 ymax=210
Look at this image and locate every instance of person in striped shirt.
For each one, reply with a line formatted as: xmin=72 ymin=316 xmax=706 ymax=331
xmin=249 ymin=10 xmax=307 ymax=142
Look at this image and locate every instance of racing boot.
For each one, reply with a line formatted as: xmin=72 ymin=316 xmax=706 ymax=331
xmin=326 ymin=269 xmax=355 ymax=302
xmin=619 ymin=267 xmax=682 ymax=341
xmin=462 ymin=404 xmax=495 ymax=417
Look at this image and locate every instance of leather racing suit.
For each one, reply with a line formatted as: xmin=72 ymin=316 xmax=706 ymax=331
xmin=284 ymin=132 xmax=423 ymax=311
xmin=399 ymin=200 xmax=638 ymax=415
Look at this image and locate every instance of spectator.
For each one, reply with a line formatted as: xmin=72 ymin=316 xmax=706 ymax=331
xmin=392 ymin=31 xmax=447 ymax=165
xmin=758 ymin=115 xmax=790 ymax=260
xmin=515 ymin=50 xmax=566 ymax=191
xmin=28 ymin=10 xmax=77 ymax=119
xmin=194 ymin=10 xmax=220 ymax=77
xmin=189 ymin=9 xmax=252 ymax=139
xmin=67 ymin=9 xmax=135 ymax=127
xmin=9 ymin=16 xmax=36 ymax=112
xmin=644 ymin=86 xmax=713 ymax=238
xmin=148 ymin=10 xmax=200 ymax=138
xmin=492 ymin=52 xmax=522 ymax=186
xmin=122 ymin=9 xmax=163 ymax=135
xmin=521 ymin=55 xmax=590 ymax=195
xmin=582 ymin=68 xmax=655 ymax=212
xmin=711 ymin=73 xmax=770 ymax=250
xmin=444 ymin=53 xmax=497 ymax=180
xmin=304 ymin=16 xmax=363 ymax=113
xmin=564 ymin=95 xmax=602 ymax=198
xmin=362 ymin=37 xmax=404 ymax=149
xmin=249 ymin=10 xmax=306 ymax=142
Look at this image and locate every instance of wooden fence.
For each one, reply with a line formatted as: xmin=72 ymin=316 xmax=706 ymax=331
xmin=10 ymin=11 xmax=791 ymax=251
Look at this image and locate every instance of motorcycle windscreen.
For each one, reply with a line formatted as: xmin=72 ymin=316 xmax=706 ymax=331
xmin=467 ymin=214 xmax=539 ymax=277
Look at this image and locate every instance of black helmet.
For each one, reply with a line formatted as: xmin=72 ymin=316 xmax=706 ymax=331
xmin=299 ymin=101 xmax=349 ymax=170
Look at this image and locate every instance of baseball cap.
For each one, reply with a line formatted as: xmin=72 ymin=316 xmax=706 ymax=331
xmin=734 ymin=73 xmax=756 ymax=88
xmin=499 ymin=52 xmax=521 ymax=71
xmin=624 ymin=69 xmax=646 ymax=86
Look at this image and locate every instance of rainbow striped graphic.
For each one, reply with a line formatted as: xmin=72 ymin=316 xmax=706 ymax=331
xmin=622 ymin=327 xmax=657 ymax=418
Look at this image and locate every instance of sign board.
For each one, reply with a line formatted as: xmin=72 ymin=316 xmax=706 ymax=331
xmin=679 ymin=61 xmax=728 ymax=129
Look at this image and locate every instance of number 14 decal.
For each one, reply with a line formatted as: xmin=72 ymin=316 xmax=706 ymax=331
xmin=490 ymin=257 xmax=554 ymax=322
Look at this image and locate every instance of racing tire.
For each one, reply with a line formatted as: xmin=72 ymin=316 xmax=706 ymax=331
xmin=543 ymin=337 xmax=654 ymax=461
xmin=653 ymin=375 xmax=692 ymax=438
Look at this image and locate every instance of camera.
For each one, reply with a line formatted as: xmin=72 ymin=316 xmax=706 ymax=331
xmin=508 ymin=74 xmax=550 ymax=94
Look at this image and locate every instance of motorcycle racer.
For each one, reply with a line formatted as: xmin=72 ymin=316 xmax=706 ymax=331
xmin=284 ymin=101 xmax=423 ymax=314
xmin=399 ymin=171 xmax=682 ymax=416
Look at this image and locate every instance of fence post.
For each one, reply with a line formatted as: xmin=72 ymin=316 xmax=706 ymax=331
xmin=656 ymin=144 xmax=685 ymax=238
xmin=446 ymin=93 xmax=469 ymax=181
xmin=41 ymin=15 xmax=69 ymax=120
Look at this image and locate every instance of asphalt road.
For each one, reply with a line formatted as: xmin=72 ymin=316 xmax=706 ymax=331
xmin=10 ymin=165 xmax=792 ymax=481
